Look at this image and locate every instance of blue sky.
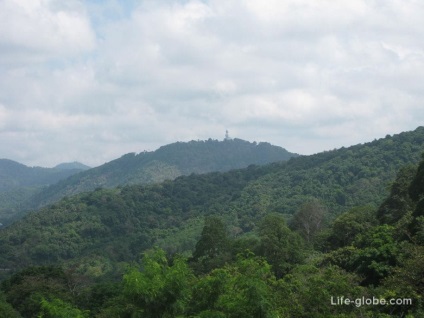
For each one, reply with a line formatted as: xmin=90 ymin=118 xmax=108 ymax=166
xmin=1 ymin=0 xmax=424 ymax=167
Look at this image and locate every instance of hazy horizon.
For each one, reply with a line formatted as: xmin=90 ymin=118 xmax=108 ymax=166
xmin=4 ymin=126 xmax=420 ymax=169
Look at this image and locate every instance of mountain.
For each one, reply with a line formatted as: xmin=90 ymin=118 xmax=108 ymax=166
xmin=0 ymin=159 xmax=89 ymax=225
xmin=27 ymin=138 xmax=298 ymax=209
xmin=53 ymin=162 xmax=91 ymax=171
xmin=0 ymin=159 xmax=87 ymax=190
xmin=0 ymin=139 xmax=295 ymax=225
xmin=1 ymin=127 xmax=423 ymax=276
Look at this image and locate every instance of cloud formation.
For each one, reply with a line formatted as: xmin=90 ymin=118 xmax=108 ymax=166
xmin=1 ymin=0 xmax=423 ymax=166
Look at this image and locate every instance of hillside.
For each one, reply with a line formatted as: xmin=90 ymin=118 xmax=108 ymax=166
xmin=27 ymin=138 xmax=298 ymax=209
xmin=0 ymin=159 xmax=89 ymax=190
xmin=0 ymin=160 xmax=89 ymax=225
xmin=0 ymin=127 xmax=423 ymax=276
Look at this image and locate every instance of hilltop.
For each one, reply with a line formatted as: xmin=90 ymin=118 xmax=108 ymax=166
xmin=27 ymin=138 xmax=298 ymax=210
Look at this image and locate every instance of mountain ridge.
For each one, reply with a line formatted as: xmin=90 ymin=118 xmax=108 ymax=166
xmin=0 ymin=159 xmax=88 ymax=190
xmin=0 ymin=138 xmax=297 ymax=224
xmin=27 ymin=138 xmax=298 ymax=210
xmin=0 ymin=127 xmax=423 ymax=276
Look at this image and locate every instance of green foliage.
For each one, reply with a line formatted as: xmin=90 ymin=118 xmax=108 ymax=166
xmin=1 ymin=128 xmax=424 ymax=277
xmin=277 ymin=264 xmax=365 ymax=318
xmin=230 ymin=233 xmax=261 ymax=257
xmin=191 ymin=216 xmax=231 ymax=274
xmin=190 ymin=252 xmax=279 ymax=318
xmin=377 ymin=165 xmax=416 ymax=225
xmin=0 ymin=159 xmax=87 ymax=224
xmin=409 ymin=153 xmax=424 ymax=202
xmin=28 ymin=139 xmax=297 ymax=211
xmin=1 ymin=266 xmax=72 ymax=318
xmin=1 ymin=128 xmax=424 ymax=317
xmin=122 ymin=248 xmax=194 ymax=318
xmin=38 ymin=298 xmax=89 ymax=318
xmin=0 ymin=159 xmax=86 ymax=191
xmin=408 ymin=154 xmax=424 ymax=238
xmin=413 ymin=216 xmax=424 ymax=244
xmin=258 ymin=214 xmax=304 ymax=278
xmin=291 ymin=198 xmax=326 ymax=243
xmin=379 ymin=245 xmax=424 ymax=316
xmin=352 ymin=225 xmax=400 ymax=285
xmin=325 ymin=225 xmax=400 ymax=286
xmin=192 ymin=217 xmax=229 ymax=259
xmin=75 ymin=281 xmax=122 ymax=315
xmin=328 ymin=206 xmax=378 ymax=249
xmin=0 ymin=291 xmax=20 ymax=318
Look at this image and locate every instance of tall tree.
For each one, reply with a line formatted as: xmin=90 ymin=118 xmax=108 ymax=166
xmin=408 ymin=154 xmax=424 ymax=235
xmin=409 ymin=153 xmax=424 ymax=203
xmin=191 ymin=217 xmax=231 ymax=274
xmin=377 ymin=165 xmax=416 ymax=224
xmin=258 ymin=214 xmax=304 ymax=278
xmin=291 ymin=199 xmax=326 ymax=243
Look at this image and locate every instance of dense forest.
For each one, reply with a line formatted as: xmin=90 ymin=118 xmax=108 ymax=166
xmin=0 ymin=138 xmax=297 ymax=226
xmin=0 ymin=127 xmax=424 ymax=317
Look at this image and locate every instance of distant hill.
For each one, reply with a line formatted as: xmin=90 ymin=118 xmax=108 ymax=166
xmin=27 ymin=138 xmax=298 ymax=209
xmin=0 ymin=127 xmax=423 ymax=276
xmin=0 ymin=159 xmax=87 ymax=190
xmin=54 ymin=162 xmax=91 ymax=171
xmin=0 ymin=160 xmax=89 ymax=225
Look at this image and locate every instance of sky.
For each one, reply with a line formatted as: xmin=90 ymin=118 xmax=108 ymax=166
xmin=1 ymin=0 xmax=424 ymax=167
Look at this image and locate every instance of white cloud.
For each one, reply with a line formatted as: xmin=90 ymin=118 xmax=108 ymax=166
xmin=0 ymin=0 xmax=424 ymax=166
xmin=0 ymin=0 xmax=95 ymax=65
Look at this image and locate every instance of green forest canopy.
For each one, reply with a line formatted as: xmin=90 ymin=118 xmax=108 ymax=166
xmin=1 ymin=127 xmax=424 ymax=317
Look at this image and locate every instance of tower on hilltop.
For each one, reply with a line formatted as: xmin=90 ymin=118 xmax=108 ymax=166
xmin=224 ymin=130 xmax=231 ymax=141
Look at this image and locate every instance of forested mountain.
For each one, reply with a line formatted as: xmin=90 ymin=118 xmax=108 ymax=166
xmin=0 ymin=127 xmax=423 ymax=271
xmin=28 ymin=138 xmax=298 ymax=210
xmin=0 ymin=159 xmax=89 ymax=190
xmin=0 ymin=139 xmax=295 ymax=225
xmin=0 ymin=160 xmax=89 ymax=225
xmin=1 ymin=127 xmax=424 ymax=317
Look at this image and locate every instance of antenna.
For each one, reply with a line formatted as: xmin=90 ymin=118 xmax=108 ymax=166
xmin=225 ymin=130 xmax=231 ymax=141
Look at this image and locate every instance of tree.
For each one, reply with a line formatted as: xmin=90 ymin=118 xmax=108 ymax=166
xmin=122 ymin=248 xmax=194 ymax=318
xmin=409 ymin=153 xmax=424 ymax=203
xmin=276 ymin=264 xmax=365 ymax=318
xmin=377 ymin=165 xmax=416 ymax=225
xmin=38 ymin=298 xmax=88 ymax=318
xmin=328 ymin=206 xmax=377 ymax=249
xmin=408 ymin=154 xmax=424 ymax=237
xmin=323 ymin=224 xmax=400 ymax=286
xmin=1 ymin=266 xmax=71 ymax=318
xmin=0 ymin=292 xmax=20 ymax=318
xmin=189 ymin=252 xmax=279 ymax=318
xmin=352 ymin=225 xmax=400 ymax=285
xmin=380 ymin=245 xmax=424 ymax=316
xmin=291 ymin=199 xmax=326 ymax=244
xmin=191 ymin=216 xmax=231 ymax=274
xmin=258 ymin=214 xmax=304 ymax=278
xmin=192 ymin=217 xmax=229 ymax=260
